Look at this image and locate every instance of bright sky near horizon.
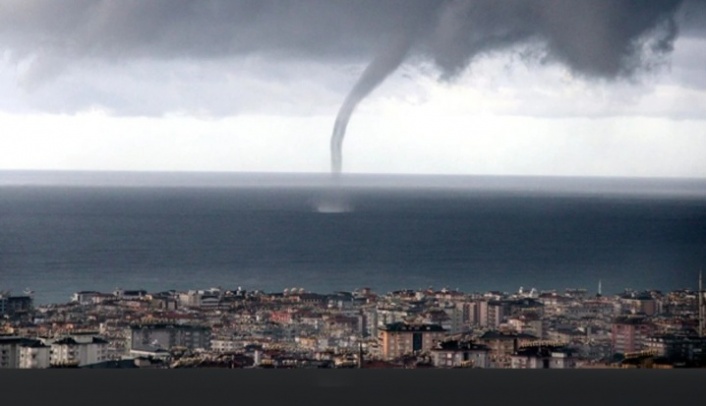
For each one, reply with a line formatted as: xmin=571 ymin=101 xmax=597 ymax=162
xmin=1 ymin=1 xmax=705 ymax=178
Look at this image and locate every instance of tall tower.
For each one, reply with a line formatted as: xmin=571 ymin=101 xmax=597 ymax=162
xmin=597 ymin=279 xmax=602 ymax=298
xmin=699 ymin=271 xmax=706 ymax=337
xmin=358 ymin=341 xmax=364 ymax=369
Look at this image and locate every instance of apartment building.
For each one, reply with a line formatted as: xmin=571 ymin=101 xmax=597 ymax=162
xmin=611 ymin=316 xmax=654 ymax=354
xmin=49 ymin=336 xmax=109 ymax=367
xmin=510 ymin=345 xmax=576 ymax=369
xmin=378 ymin=323 xmax=446 ymax=361
xmin=430 ymin=339 xmax=490 ymax=368
xmin=127 ymin=323 xmax=212 ymax=351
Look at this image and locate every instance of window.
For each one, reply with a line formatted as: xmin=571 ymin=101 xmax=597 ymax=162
xmin=412 ymin=333 xmax=422 ymax=352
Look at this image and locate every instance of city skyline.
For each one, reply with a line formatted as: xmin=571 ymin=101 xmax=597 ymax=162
xmin=3 ymin=277 xmax=705 ymax=369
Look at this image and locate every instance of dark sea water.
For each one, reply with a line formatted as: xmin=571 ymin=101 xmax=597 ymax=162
xmin=1 ymin=171 xmax=705 ymax=305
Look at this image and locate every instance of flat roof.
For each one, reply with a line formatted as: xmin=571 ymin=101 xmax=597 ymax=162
xmin=380 ymin=322 xmax=445 ymax=332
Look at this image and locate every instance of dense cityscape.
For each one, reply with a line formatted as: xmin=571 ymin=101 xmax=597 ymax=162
xmin=2 ymin=276 xmax=705 ymax=369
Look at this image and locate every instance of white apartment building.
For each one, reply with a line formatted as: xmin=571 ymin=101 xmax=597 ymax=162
xmin=49 ymin=336 xmax=109 ymax=367
xmin=430 ymin=340 xmax=491 ymax=368
xmin=19 ymin=341 xmax=51 ymax=369
xmin=510 ymin=346 xmax=576 ymax=369
xmin=127 ymin=323 xmax=212 ymax=351
xmin=0 ymin=337 xmax=23 ymax=368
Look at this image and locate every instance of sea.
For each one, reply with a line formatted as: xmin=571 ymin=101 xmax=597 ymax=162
xmin=1 ymin=170 xmax=705 ymax=305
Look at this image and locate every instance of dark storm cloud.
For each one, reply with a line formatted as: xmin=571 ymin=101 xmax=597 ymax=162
xmin=3 ymin=1 xmax=697 ymax=174
xmin=675 ymin=0 xmax=706 ymax=37
xmin=0 ymin=0 xmax=435 ymax=62
xmin=0 ymin=0 xmax=694 ymax=79
xmin=430 ymin=0 xmax=691 ymax=80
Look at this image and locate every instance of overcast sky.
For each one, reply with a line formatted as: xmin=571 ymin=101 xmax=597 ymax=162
xmin=1 ymin=0 xmax=705 ymax=178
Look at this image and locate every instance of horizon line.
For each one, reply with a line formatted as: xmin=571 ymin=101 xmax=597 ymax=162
xmin=2 ymin=168 xmax=706 ymax=182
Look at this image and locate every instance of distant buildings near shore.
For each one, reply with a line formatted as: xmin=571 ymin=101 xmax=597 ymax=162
xmin=1 ymin=283 xmax=705 ymax=369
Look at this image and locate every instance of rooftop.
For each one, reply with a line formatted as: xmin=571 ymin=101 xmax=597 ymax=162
xmin=479 ymin=331 xmax=538 ymax=341
xmin=380 ymin=322 xmax=445 ymax=332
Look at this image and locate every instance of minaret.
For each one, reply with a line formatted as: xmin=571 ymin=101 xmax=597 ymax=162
xmin=358 ymin=341 xmax=364 ymax=369
xmin=597 ymin=279 xmax=602 ymax=298
xmin=699 ymin=271 xmax=704 ymax=337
